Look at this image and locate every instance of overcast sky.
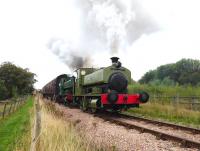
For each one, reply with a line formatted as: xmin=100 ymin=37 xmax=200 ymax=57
xmin=0 ymin=0 xmax=200 ymax=88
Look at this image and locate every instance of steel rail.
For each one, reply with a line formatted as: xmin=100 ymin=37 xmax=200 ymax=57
xmin=119 ymin=113 xmax=200 ymax=134
xmin=96 ymin=114 xmax=200 ymax=149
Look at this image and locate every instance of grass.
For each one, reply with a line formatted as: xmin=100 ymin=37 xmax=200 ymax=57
xmin=127 ymin=84 xmax=200 ymax=128
xmin=37 ymin=100 xmax=105 ymax=151
xmin=128 ymin=84 xmax=200 ymax=97
xmin=0 ymin=97 xmax=33 ymax=151
xmin=127 ymin=102 xmax=200 ymax=128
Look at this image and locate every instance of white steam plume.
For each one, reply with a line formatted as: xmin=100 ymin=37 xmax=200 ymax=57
xmin=48 ymin=0 xmax=159 ymax=69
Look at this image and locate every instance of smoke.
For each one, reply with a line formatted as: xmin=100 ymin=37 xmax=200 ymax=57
xmin=47 ymin=38 xmax=92 ymax=70
xmin=47 ymin=0 xmax=159 ymax=70
xmin=77 ymin=0 xmax=159 ymax=54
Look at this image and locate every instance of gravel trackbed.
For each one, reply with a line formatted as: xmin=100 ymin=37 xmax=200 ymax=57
xmin=44 ymin=99 xmax=198 ymax=151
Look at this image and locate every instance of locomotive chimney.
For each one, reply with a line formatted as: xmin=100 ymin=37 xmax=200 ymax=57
xmin=111 ymin=57 xmax=121 ymax=68
xmin=111 ymin=57 xmax=119 ymax=64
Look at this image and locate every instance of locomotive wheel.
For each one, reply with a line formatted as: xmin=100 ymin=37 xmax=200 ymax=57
xmin=139 ymin=91 xmax=149 ymax=103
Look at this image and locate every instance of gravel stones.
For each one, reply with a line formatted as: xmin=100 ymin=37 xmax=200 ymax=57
xmin=51 ymin=102 xmax=198 ymax=151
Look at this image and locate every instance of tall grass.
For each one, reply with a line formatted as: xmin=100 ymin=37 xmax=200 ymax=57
xmin=127 ymin=102 xmax=200 ymax=128
xmin=126 ymin=83 xmax=200 ymax=128
xmin=128 ymin=84 xmax=200 ymax=96
xmin=36 ymin=100 xmax=103 ymax=151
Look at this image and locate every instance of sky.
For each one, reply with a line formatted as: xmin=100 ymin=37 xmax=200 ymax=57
xmin=0 ymin=0 xmax=200 ymax=88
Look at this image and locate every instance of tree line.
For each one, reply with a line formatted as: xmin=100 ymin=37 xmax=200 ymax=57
xmin=0 ymin=62 xmax=36 ymax=100
xmin=139 ymin=59 xmax=200 ymax=86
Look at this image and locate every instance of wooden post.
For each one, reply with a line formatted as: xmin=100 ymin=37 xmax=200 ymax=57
xmin=30 ymin=96 xmax=41 ymax=151
xmin=18 ymin=100 xmax=21 ymax=107
xmin=191 ymin=97 xmax=196 ymax=111
xmin=153 ymin=94 xmax=155 ymax=103
xmin=16 ymin=101 xmax=19 ymax=110
xmin=13 ymin=101 xmax=17 ymax=112
xmin=190 ymin=97 xmax=193 ymax=110
xmin=172 ymin=96 xmax=176 ymax=108
xmin=19 ymin=99 xmax=22 ymax=106
xmin=15 ymin=101 xmax=19 ymax=110
xmin=2 ymin=103 xmax=7 ymax=118
xmin=9 ymin=103 xmax=13 ymax=114
xmin=176 ymin=94 xmax=179 ymax=109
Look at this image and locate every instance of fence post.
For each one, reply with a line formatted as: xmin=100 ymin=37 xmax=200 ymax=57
xmin=13 ymin=101 xmax=17 ymax=112
xmin=18 ymin=100 xmax=21 ymax=107
xmin=2 ymin=103 xmax=7 ymax=118
xmin=176 ymin=94 xmax=179 ymax=108
xmin=9 ymin=103 xmax=13 ymax=114
xmin=16 ymin=100 xmax=19 ymax=109
xmin=161 ymin=95 xmax=163 ymax=105
xmin=172 ymin=96 xmax=176 ymax=109
xmin=191 ymin=97 xmax=197 ymax=111
xmin=152 ymin=93 xmax=155 ymax=103
xmin=17 ymin=100 xmax=20 ymax=107
xmin=190 ymin=97 xmax=193 ymax=110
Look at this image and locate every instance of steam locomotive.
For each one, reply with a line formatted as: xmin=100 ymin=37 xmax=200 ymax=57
xmin=42 ymin=57 xmax=149 ymax=112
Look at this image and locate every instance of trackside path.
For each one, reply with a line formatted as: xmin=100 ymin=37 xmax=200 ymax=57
xmin=30 ymin=95 xmax=41 ymax=151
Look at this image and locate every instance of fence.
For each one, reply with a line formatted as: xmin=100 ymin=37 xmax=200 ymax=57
xmin=150 ymin=95 xmax=200 ymax=111
xmin=0 ymin=97 xmax=27 ymax=119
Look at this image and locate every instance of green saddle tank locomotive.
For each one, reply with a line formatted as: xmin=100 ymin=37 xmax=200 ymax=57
xmin=42 ymin=57 xmax=149 ymax=112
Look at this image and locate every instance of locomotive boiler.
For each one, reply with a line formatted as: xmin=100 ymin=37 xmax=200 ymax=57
xmin=42 ymin=57 xmax=149 ymax=112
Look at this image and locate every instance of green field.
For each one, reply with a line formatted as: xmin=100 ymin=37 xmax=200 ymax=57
xmin=0 ymin=97 xmax=33 ymax=151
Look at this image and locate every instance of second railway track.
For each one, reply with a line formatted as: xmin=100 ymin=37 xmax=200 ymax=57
xmin=120 ymin=113 xmax=200 ymax=134
xmin=94 ymin=112 xmax=200 ymax=150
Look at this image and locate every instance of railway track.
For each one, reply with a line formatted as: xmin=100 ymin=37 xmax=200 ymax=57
xmin=95 ymin=112 xmax=200 ymax=150
xmin=120 ymin=113 xmax=200 ymax=134
xmin=44 ymin=98 xmax=200 ymax=149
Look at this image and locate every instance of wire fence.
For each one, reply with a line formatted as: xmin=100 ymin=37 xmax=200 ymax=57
xmin=150 ymin=95 xmax=200 ymax=111
xmin=0 ymin=97 xmax=27 ymax=119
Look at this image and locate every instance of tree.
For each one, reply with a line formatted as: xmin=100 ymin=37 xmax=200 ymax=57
xmin=0 ymin=62 xmax=37 ymax=99
xmin=139 ymin=70 xmax=157 ymax=84
xmin=139 ymin=58 xmax=200 ymax=86
xmin=0 ymin=80 xmax=8 ymax=100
